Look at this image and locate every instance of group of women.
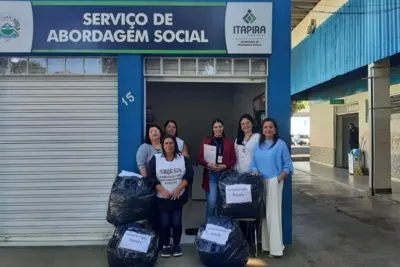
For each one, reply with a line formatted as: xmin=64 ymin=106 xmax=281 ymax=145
xmin=136 ymin=115 xmax=293 ymax=259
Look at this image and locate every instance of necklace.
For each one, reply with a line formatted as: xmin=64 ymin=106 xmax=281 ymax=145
xmin=243 ymin=133 xmax=253 ymax=142
xmin=152 ymin=144 xmax=161 ymax=151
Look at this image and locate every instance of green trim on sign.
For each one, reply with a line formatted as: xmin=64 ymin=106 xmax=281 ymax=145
xmin=31 ymin=49 xmax=227 ymax=54
xmin=32 ymin=1 xmax=226 ymax=6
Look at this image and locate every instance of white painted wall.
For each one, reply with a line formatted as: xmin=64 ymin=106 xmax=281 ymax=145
xmin=309 ymin=84 xmax=400 ymax=178
xmin=232 ymin=83 xmax=265 ymax=124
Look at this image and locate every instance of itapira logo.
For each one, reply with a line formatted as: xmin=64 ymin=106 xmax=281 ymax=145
xmin=243 ymin=10 xmax=256 ymax=24
xmin=0 ymin=16 xmax=20 ymax=42
xmin=233 ymin=9 xmax=265 ymax=35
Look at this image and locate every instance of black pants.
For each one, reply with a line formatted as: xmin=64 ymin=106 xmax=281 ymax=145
xmin=239 ymin=220 xmax=260 ymax=244
xmin=159 ymin=207 xmax=183 ymax=247
xmin=149 ymin=207 xmax=162 ymax=249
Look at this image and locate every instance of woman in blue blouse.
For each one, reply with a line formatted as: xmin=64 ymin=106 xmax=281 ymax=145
xmin=250 ymin=118 xmax=293 ymax=258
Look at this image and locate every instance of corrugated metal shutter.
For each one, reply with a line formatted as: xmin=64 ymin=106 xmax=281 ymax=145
xmin=0 ymin=76 xmax=117 ymax=246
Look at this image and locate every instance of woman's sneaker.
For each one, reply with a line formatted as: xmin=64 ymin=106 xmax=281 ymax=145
xmin=172 ymin=245 xmax=183 ymax=257
xmin=160 ymin=246 xmax=171 ymax=258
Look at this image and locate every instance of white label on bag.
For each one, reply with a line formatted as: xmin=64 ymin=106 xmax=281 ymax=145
xmin=119 ymin=231 xmax=152 ymax=253
xmin=201 ymin=224 xmax=232 ymax=245
xmin=225 ymin=184 xmax=252 ymax=204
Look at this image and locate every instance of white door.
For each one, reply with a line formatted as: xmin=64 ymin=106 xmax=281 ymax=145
xmin=0 ymin=75 xmax=118 ymax=246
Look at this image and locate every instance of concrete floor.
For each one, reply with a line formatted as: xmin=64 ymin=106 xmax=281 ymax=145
xmin=1 ymin=168 xmax=400 ymax=266
xmin=0 ymin=245 xmax=308 ymax=267
xmin=295 ymin=161 xmax=400 ymax=202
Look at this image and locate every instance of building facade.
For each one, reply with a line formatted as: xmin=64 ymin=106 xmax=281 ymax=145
xmin=292 ymin=0 xmax=400 ymax=192
xmin=0 ymin=0 xmax=292 ymax=246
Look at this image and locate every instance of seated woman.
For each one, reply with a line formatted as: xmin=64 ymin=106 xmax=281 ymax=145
xmin=147 ymin=135 xmax=194 ymax=258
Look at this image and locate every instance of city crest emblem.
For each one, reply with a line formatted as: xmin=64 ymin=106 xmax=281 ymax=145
xmin=0 ymin=16 xmax=20 ymax=42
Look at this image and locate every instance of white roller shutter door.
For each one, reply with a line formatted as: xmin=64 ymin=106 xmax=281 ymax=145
xmin=0 ymin=76 xmax=117 ymax=246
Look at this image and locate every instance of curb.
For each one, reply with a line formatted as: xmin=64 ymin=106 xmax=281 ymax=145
xmin=291 ymin=157 xmax=310 ymax=162
xmin=294 ymin=168 xmax=400 ymax=205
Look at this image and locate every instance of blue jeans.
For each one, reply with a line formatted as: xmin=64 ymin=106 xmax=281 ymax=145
xmin=206 ymin=171 xmax=221 ymax=220
xmin=159 ymin=208 xmax=183 ymax=246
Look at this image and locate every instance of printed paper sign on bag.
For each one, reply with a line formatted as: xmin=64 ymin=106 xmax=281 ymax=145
xmin=118 ymin=231 xmax=152 ymax=253
xmin=201 ymin=224 xmax=232 ymax=245
xmin=225 ymin=184 xmax=252 ymax=204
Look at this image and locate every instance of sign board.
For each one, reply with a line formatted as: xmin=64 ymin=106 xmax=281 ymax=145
xmin=0 ymin=1 xmax=272 ymax=54
xmin=225 ymin=184 xmax=252 ymax=204
xmin=330 ymin=99 xmax=345 ymax=105
xmin=201 ymin=224 xmax=231 ymax=245
xmin=119 ymin=230 xmax=152 ymax=253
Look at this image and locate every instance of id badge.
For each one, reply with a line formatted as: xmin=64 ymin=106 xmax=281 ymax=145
xmin=217 ymin=156 xmax=223 ymax=164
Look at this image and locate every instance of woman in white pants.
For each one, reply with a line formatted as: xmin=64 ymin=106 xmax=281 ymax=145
xmin=250 ymin=118 xmax=293 ymax=258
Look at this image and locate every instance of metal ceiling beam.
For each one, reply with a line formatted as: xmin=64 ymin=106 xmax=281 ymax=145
xmin=292 ymin=15 xmax=307 ymax=19
xmin=292 ymin=9 xmax=310 ymax=15
xmin=291 ymin=0 xmax=320 ymax=30
xmin=292 ymin=3 xmax=319 ymax=8
xmin=292 ymin=0 xmax=320 ymax=3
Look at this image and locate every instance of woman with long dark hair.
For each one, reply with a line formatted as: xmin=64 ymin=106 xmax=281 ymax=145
xmin=250 ymin=118 xmax=293 ymax=258
xmin=164 ymin=120 xmax=189 ymax=157
xmin=234 ymin=114 xmax=260 ymax=243
xmin=198 ymin=118 xmax=236 ymax=219
xmin=147 ymin=135 xmax=194 ymax=258
xmin=234 ymin=114 xmax=260 ymax=173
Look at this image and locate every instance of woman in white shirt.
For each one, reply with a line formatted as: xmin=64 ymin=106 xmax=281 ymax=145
xmin=233 ymin=114 xmax=260 ymax=245
xmin=164 ymin=120 xmax=189 ymax=157
xmin=234 ymin=114 xmax=260 ymax=173
xmin=147 ymin=135 xmax=194 ymax=258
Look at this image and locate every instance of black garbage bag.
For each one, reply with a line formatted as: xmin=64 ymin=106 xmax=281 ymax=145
xmin=107 ymin=224 xmax=159 ymax=267
xmin=106 ymin=174 xmax=156 ymax=226
xmin=217 ymin=170 xmax=265 ymax=219
xmin=194 ymin=216 xmax=249 ymax=267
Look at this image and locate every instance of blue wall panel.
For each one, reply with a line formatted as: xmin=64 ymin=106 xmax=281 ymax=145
xmin=292 ymin=0 xmax=400 ymax=95
xmin=268 ymin=0 xmax=292 ymax=245
xmin=118 ymin=55 xmax=144 ymax=173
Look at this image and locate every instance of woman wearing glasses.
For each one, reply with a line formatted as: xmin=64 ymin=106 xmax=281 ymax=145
xmin=136 ymin=124 xmax=163 ymax=177
xmin=135 ymin=124 xmax=164 ymax=248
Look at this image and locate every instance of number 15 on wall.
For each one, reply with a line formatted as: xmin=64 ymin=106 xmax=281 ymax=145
xmin=121 ymin=92 xmax=135 ymax=106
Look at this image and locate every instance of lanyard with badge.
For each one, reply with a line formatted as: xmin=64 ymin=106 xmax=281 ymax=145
xmin=213 ymin=137 xmax=223 ymax=164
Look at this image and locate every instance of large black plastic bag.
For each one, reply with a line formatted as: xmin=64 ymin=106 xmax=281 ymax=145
xmin=106 ymin=174 xmax=156 ymax=226
xmin=194 ymin=216 xmax=249 ymax=267
xmin=108 ymin=224 xmax=159 ymax=267
xmin=217 ymin=170 xmax=265 ymax=219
